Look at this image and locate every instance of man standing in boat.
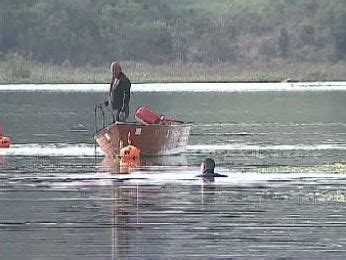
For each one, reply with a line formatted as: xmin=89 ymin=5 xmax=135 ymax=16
xmin=108 ymin=61 xmax=131 ymax=122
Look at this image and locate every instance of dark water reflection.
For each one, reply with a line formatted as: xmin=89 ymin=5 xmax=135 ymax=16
xmin=2 ymin=177 xmax=346 ymax=259
xmin=1 ymin=84 xmax=346 ymax=258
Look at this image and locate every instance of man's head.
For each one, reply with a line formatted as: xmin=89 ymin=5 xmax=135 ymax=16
xmin=110 ymin=61 xmax=122 ymax=78
xmin=201 ymin=158 xmax=215 ymax=173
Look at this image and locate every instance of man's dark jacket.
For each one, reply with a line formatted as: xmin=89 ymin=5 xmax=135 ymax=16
xmin=111 ymin=72 xmax=131 ymax=110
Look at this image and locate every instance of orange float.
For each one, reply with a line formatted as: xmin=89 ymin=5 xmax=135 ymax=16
xmin=0 ymin=136 xmax=10 ymax=148
xmin=119 ymin=131 xmax=140 ymax=169
xmin=0 ymin=123 xmax=11 ymax=148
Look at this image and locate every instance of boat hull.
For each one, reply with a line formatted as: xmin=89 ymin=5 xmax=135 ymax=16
xmin=95 ymin=122 xmax=190 ymax=157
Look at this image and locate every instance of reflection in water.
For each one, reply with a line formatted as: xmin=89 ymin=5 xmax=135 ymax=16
xmin=0 ymin=155 xmax=7 ymax=167
xmin=1 ymin=155 xmax=346 ymax=258
xmin=140 ymin=154 xmax=188 ymax=167
xmin=110 ymin=182 xmax=236 ymax=257
xmin=99 ymin=156 xmax=121 ymax=174
xmin=98 ymin=156 xmax=139 ymax=175
xmin=111 ymin=184 xmax=133 ymax=259
xmin=105 ymin=181 xmax=346 ymax=258
xmin=98 ymin=154 xmax=189 ymax=175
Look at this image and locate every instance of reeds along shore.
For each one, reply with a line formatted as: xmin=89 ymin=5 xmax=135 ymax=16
xmin=1 ymin=59 xmax=346 ymax=84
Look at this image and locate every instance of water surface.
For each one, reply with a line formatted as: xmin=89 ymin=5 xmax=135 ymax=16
xmin=1 ymin=82 xmax=346 ymax=259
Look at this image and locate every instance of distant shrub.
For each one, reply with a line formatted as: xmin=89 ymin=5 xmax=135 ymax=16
xmin=4 ymin=53 xmax=32 ymax=81
xmin=62 ymin=59 xmax=72 ymax=68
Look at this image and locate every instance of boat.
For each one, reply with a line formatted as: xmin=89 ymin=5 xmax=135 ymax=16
xmin=94 ymin=106 xmax=191 ymax=157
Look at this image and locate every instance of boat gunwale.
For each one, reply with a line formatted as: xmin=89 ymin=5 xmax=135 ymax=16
xmin=95 ymin=121 xmax=192 ymax=137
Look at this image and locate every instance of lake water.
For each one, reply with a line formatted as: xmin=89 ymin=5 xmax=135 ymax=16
xmin=1 ymin=82 xmax=346 ymax=259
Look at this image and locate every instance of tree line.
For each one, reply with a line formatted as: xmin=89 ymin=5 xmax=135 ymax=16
xmin=1 ymin=0 xmax=346 ymax=66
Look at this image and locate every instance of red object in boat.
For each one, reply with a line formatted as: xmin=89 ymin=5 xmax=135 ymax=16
xmin=135 ymin=106 xmax=161 ymax=125
xmin=135 ymin=106 xmax=183 ymax=124
xmin=0 ymin=136 xmax=10 ymax=148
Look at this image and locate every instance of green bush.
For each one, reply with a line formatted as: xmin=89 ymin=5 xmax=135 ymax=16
xmin=1 ymin=0 xmax=346 ymax=65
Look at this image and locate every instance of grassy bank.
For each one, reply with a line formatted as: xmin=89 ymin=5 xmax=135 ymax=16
xmin=1 ymin=59 xmax=346 ymax=84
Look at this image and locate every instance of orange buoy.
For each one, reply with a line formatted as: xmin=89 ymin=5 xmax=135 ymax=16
xmin=0 ymin=136 xmax=11 ymax=148
xmin=120 ymin=144 xmax=140 ymax=168
xmin=119 ymin=131 xmax=140 ymax=169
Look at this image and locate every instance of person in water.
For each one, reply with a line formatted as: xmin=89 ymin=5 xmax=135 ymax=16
xmin=108 ymin=61 xmax=131 ymax=122
xmin=196 ymin=158 xmax=227 ymax=179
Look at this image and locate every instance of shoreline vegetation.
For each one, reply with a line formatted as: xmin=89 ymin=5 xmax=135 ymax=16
xmin=1 ymin=58 xmax=345 ymax=84
xmin=2 ymin=1 xmax=346 ymax=84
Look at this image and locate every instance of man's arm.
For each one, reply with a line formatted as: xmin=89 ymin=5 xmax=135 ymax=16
xmin=109 ymin=75 xmax=115 ymax=94
xmin=121 ymin=79 xmax=131 ymax=111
